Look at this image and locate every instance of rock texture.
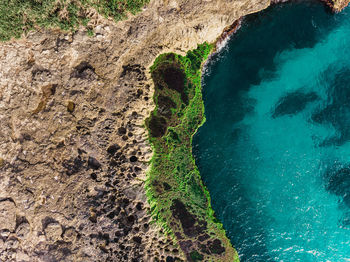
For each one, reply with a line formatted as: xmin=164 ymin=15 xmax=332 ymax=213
xmin=327 ymin=0 xmax=350 ymax=11
xmin=0 ymin=0 xmax=348 ymax=261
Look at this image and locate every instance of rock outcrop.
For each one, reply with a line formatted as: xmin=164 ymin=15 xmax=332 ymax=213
xmin=326 ymin=0 xmax=350 ymax=12
xmin=0 ymin=0 xmax=348 ymax=261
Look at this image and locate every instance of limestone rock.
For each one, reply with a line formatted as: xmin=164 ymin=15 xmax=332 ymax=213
xmin=0 ymin=200 xmax=16 ymax=232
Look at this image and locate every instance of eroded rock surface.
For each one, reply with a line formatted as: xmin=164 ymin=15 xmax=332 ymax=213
xmin=0 ymin=0 xmax=347 ymax=261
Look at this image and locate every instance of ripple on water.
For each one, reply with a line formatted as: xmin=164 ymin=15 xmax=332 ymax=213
xmin=194 ymin=2 xmax=350 ymax=261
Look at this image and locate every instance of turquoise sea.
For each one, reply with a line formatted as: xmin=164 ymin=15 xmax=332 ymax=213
xmin=193 ymin=2 xmax=350 ymax=261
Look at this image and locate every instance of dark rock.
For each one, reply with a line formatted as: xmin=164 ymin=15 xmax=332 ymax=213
xmin=62 ymin=156 xmax=84 ymax=175
xmin=179 ymin=240 xmax=193 ymax=254
xmin=107 ymin=211 xmax=115 ymax=219
xmin=110 ymin=159 xmax=119 ymax=166
xmin=136 ymin=202 xmax=143 ymax=211
xmin=120 ymin=64 xmax=146 ymax=80
xmin=89 ymin=216 xmax=97 ymax=223
xmin=130 ymin=156 xmax=138 ymax=162
xmin=31 ymin=66 xmax=51 ymax=81
xmin=42 ymin=216 xmax=58 ymax=231
xmin=123 ymin=227 xmax=131 ymax=236
xmin=59 ymin=247 xmax=72 ymax=257
xmin=127 ymin=215 xmax=135 ymax=224
xmin=88 ymin=156 xmax=101 ymax=170
xmin=102 ymin=233 xmax=110 ymax=241
xmin=71 ymin=61 xmax=96 ymax=80
xmin=70 ymin=90 xmax=80 ymax=95
xmin=107 ymin=144 xmax=121 ymax=155
xmin=171 ymin=199 xmax=199 ymax=237
xmin=132 ymin=236 xmax=142 ymax=245
xmin=115 ymin=231 xmax=123 ymax=238
xmin=22 ymin=133 xmax=31 ymax=140
xmin=148 ymin=115 xmax=167 ymax=137
xmin=121 ymin=198 xmax=130 ymax=207
xmin=89 ymin=210 xmax=97 ymax=223
xmin=99 ymin=244 xmax=109 ymax=253
xmin=208 ymin=239 xmax=225 ymax=254
xmin=77 ymin=148 xmax=86 ymax=155
xmin=166 ymin=256 xmax=175 ymax=262
xmin=118 ymin=127 xmax=127 ymax=135
xmin=198 ymin=233 xmax=210 ymax=242
xmin=137 ymin=89 xmax=143 ymax=96
xmin=115 ymin=152 xmax=122 ymax=159
xmin=162 ymin=66 xmax=188 ymax=104
xmin=16 ymin=215 xmax=29 ymax=230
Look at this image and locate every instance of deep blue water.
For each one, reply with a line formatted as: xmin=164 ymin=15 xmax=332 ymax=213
xmin=193 ymin=2 xmax=350 ymax=261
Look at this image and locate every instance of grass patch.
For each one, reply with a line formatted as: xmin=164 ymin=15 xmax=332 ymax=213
xmin=146 ymin=43 xmax=239 ymax=261
xmin=0 ymin=0 xmax=149 ymax=41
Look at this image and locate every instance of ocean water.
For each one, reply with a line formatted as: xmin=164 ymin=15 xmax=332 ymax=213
xmin=193 ymin=2 xmax=350 ymax=261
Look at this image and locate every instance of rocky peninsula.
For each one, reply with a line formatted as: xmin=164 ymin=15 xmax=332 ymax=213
xmin=0 ymin=0 xmax=349 ymax=261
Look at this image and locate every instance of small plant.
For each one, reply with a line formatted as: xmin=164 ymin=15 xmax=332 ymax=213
xmin=87 ymin=28 xmax=94 ymax=36
xmin=0 ymin=0 xmax=149 ymax=41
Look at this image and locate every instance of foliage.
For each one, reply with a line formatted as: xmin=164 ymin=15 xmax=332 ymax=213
xmin=146 ymin=43 xmax=213 ymax=218
xmin=146 ymin=43 xmax=211 ymax=230
xmin=91 ymin=0 xmax=147 ymax=20
xmin=146 ymin=43 xmax=239 ymax=260
xmin=0 ymin=0 xmax=149 ymax=41
xmin=190 ymin=250 xmax=204 ymax=261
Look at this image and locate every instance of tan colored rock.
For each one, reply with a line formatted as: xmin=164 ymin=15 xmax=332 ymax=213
xmin=331 ymin=0 xmax=349 ymax=11
xmin=0 ymin=200 xmax=16 ymax=232
xmin=45 ymin=223 xmax=63 ymax=242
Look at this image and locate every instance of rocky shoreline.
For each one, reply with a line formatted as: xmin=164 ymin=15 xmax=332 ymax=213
xmin=0 ymin=0 xmax=348 ymax=261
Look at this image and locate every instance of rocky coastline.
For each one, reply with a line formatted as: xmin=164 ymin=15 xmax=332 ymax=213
xmin=0 ymin=0 xmax=349 ymax=261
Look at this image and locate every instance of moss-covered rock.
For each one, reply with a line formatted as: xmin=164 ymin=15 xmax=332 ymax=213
xmin=146 ymin=43 xmax=239 ymax=261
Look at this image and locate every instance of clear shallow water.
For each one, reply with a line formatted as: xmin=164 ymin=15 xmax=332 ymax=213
xmin=193 ymin=2 xmax=350 ymax=261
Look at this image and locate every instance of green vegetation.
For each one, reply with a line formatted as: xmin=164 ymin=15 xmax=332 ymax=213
xmin=190 ymin=250 xmax=204 ymax=261
xmin=0 ymin=0 xmax=149 ymax=41
xmin=146 ymin=43 xmax=239 ymax=261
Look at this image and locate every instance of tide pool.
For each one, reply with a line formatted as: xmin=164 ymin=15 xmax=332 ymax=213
xmin=193 ymin=2 xmax=350 ymax=261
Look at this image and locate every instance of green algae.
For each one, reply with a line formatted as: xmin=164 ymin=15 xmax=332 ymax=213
xmin=146 ymin=43 xmax=239 ymax=261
